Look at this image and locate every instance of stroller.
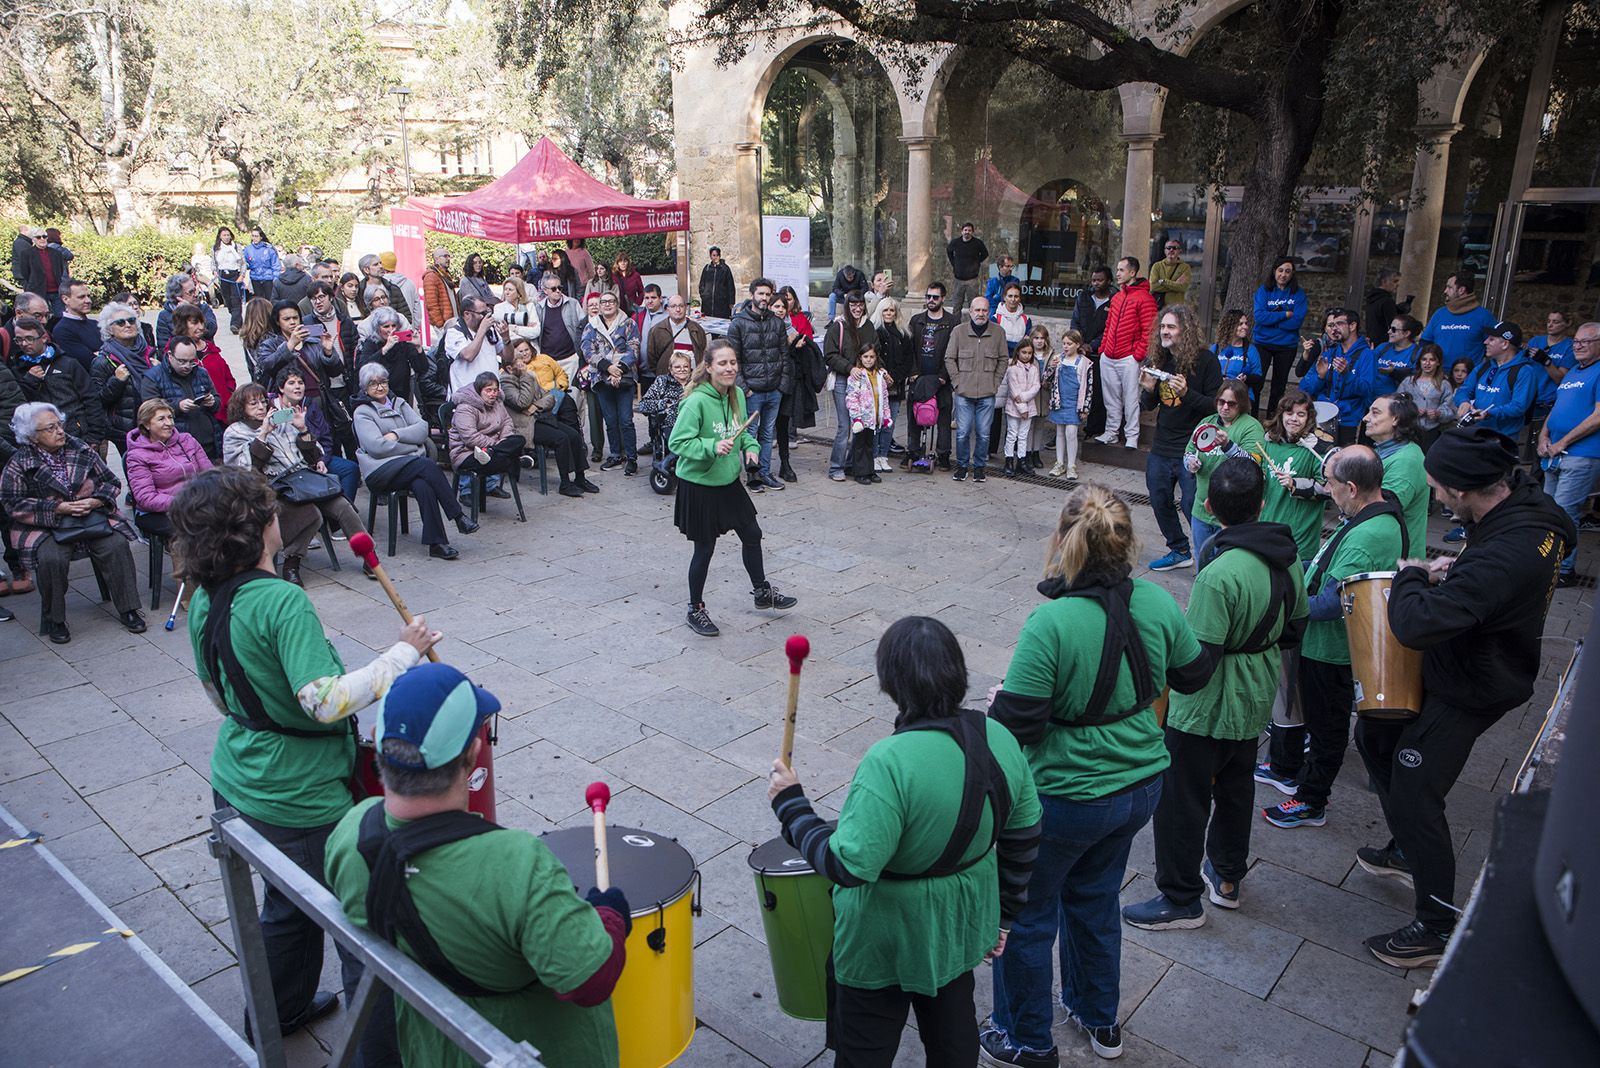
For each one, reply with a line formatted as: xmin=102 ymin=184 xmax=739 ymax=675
xmin=648 ymin=415 xmax=678 ymax=495
xmin=907 ymin=374 xmax=943 ymax=473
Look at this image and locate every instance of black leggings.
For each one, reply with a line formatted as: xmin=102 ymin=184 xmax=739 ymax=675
xmin=688 ymin=521 xmax=765 ymax=605
xmin=1257 ymin=343 xmax=1298 ymax=418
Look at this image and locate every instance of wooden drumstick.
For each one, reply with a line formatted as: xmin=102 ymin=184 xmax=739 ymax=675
xmin=348 ymin=532 xmax=439 ymax=663
xmin=780 ymin=635 xmax=811 ymax=769
xmin=585 ymin=781 xmax=612 ymax=891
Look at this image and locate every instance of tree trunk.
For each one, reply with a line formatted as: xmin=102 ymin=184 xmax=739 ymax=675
xmin=103 ymin=155 xmax=137 ymax=234
xmin=233 ymin=164 xmax=255 ymax=230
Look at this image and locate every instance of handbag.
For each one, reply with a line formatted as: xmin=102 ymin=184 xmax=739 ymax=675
xmin=271 ymin=467 xmax=342 ymax=504
xmin=52 ymin=510 xmax=113 ymax=544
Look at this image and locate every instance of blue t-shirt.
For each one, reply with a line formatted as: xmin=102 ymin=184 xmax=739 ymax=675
xmin=1421 ymin=304 xmax=1497 ymax=364
xmin=1529 ymin=334 xmax=1576 ymax=408
xmin=1454 ymin=354 xmax=1541 ymax=439
xmin=1546 ymin=359 xmax=1600 ymax=459
xmin=1374 ymin=342 xmax=1417 ymax=386
xmin=1211 ymin=343 xmax=1262 ymax=397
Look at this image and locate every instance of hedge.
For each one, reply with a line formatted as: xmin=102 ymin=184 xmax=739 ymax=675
xmin=420 ymin=231 xmax=678 ymax=281
xmin=3 ymin=219 xmax=193 ymax=305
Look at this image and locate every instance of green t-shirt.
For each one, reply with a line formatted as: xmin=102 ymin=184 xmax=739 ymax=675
xmin=1300 ymin=512 xmax=1406 ymax=664
xmin=325 ymin=799 xmax=618 ymax=1068
xmin=190 ymin=578 xmax=354 ymax=828
xmin=1261 ymin=439 xmax=1328 ymax=558
xmin=1379 ymin=440 xmax=1428 ymax=557
xmin=1001 ymin=580 xmax=1203 ymax=800
xmin=1187 ymin=414 xmax=1268 ymax=527
xmin=1167 ymin=546 xmax=1309 ymax=740
xmin=826 ymin=719 xmax=1041 ymax=995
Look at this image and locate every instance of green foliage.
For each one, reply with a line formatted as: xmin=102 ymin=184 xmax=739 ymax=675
xmin=260 ymin=210 xmax=358 ymax=264
xmin=1 ymin=218 xmax=191 ymax=304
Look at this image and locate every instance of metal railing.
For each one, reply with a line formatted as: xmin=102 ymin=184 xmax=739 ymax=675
xmin=209 ymin=807 xmax=544 ymax=1068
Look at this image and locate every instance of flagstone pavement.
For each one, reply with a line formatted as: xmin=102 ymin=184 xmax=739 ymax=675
xmin=1 ymin=334 xmax=1591 ymax=1067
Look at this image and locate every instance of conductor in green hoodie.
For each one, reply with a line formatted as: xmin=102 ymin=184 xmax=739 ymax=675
xmin=668 ymin=340 xmax=799 ymax=637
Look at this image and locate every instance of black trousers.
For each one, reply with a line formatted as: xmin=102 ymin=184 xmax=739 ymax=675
xmin=1356 ymin=698 xmax=1501 ymax=932
xmin=527 ymin=416 xmax=586 ymax=481
xmin=827 ymin=958 xmax=976 ymax=1068
xmin=456 ymin=435 xmax=526 ymax=483
xmin=849 ymin=428 xmax=876 ymax=479
xmin=1256 ymin=343 xmax=1298 ymax=418
xmin=35 ymin=531 xmax=140 ymax=625
xmin=1266 ymin=723 xmax=1307 ymax=779
xmin=1154 ymin=728 xmax=1258 ymax=904
xmin=366 ymin=456 xmax=463 ymax=546
xmin=1293 ymin=656 xmax=1353 ymax=808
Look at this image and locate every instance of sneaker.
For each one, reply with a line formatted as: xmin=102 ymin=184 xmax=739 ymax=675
xmin=1065 ymin=467 xmax=1078 ymax=480
xmin=1094 ymin=433 xmax=1117 ymax=446
xmin=1149 ymin=550 xmax=1193 ymax=571
xmin=953 ymin=466 xmax=968 ymax=482
xmin=1124 ymin=442 xmax=1139 ymax=450
xmin=747 ymin=476 xmax=765 ymax=493
xmin=1580 ymin=516 xmax=1600 ymax=533
xmin=307 ymin=538 xmax=323 ymax=551
xmin=1364 ymin=919 xmax=1448 ymax=968
xmin=973 ymin=468 xmax=987 ymax=483
xmin=1356 ymin=843 xmax=1415 ymax=889
xmin=1253 ymin=762 xmax=1299 ymax=796
xmin=978 ymin=1021 xmax=1059 ymax=1068
xmin=600 ymin=456 xmax=624 ymax=471
xmin=1262 ymin=799 xmax=1326 ymax=828
xmin=1443 ymin=525 xmax=1467 ymax=543
xmin=624 ymin=459 xmax=638 ymax=476
xmin=830 ymin=471 xmax=846 ymax=482
xmin=760 ymin=474 xmax=785 ymax=490
xmin=1048 ymin=462 xmax=1066 ymax=476
xmin=888 ymin=441 xmax=906 ymax=455
xmin=935 ymin=455 xmax=952 ymax=471
xmin=875 ymin=456 xmax=890 ymax=472
xmin=753 ymin=583 xmax=798 ymax=610
xmin=1068 ymin=1014 xmax=1123 ymax=1061
xmin=1557 ymin=572 xmax=1579 ymax=588
xmin=1121 ymin=893 xmax=1205 ymax=930
xmin=331 ymin=531 xmax=347 ymax=541
xmin=686 ymin=603 xmax=720 ymax=637
xmin=1201 ymin=859 xmax=1240 ymax=909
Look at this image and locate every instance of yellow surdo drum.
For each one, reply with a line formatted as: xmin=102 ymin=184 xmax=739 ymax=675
xmin=543 ymin=825 xmax=700 ymax=1067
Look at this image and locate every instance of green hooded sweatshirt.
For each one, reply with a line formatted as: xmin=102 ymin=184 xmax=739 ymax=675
xmin=668 ymin=382 xmax=760 ymax=486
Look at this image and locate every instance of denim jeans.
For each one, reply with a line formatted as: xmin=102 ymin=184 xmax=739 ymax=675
xmin=746 ymin=388 xmax=783 ymax=478
xmin=326 ymin=455 xmax=361 ymax=504
xmin=874 ymin=426 xmax=892 ymax=459
xmin=595 ymin=382 xmax=637 ymax=460
xmin=1145 ymin=453 xmax=1196 ymax=554
xmin=952 ymin=394 xmax=996 ymax=470
xmin=991 ymin=778 xmax=1162 ymax=1048
xmin=829 ymin=381 xmax=852 ymax=476
xmin=1543 ymin=454 xmax=1600 ymax=574
xmin=1191 ymin=516 xmax=1218 ymax=566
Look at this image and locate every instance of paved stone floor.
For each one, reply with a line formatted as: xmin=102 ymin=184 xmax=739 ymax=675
xmin=1 ymin=325 xmax=1593 ymax=1067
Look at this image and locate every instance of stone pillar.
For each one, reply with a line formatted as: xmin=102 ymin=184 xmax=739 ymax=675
xmin=1397 ymin=123 xmax=1462 ymax=321
xmin=734 ymin=141 xmax=763 ymax=286
xmin=902 ymin=136 xmax=935 ymax=294
xmin=1121 ymin=134 xmax=1161 ymax=267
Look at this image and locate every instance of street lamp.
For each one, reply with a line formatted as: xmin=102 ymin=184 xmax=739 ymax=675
xmin=389 ymin=85 xmax=413 ymax=195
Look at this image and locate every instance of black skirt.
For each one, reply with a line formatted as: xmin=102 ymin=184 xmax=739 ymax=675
xmin=675 ymin=477 xmax=758 ymax=542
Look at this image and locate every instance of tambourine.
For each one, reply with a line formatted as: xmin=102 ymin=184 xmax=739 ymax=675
xmin=1192 ymin=424 xmax=1223 ymax=452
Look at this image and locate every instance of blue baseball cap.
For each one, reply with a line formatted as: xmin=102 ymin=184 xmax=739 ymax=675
xmin=375 ymin=663 xmax=499 ymax=770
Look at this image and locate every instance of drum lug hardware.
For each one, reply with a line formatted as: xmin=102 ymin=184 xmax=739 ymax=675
xmin=647 ymin=926 xmax=667 ymax=953
xmin=690 ymin=868 xmax=703 ymax=916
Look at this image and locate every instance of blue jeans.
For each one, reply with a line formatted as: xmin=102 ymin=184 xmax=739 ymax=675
xmin=874 ymin=426 xmax=892 ymax=459
xmin=1544 ymin=455 xmax=1600 ymax=574
xmin=1191 ymin=516 xmax=1218 ymax=566
xmin=991 ymin=778 xmax=1163 ymax=1049
xmin=829 ymin=381 xmax=851 ymax=476
xmin=595 ymin=382 xmax=637 ymax=460
xmin=1145 ymin=453 xmax=1196 ymax=554
xmin=326 ymin=455 xmax=361 ymax=504
xmin=952 ymin=394 xmax=995 ymax=470
xmin=746 ymin=388 xmax=782 ymax=479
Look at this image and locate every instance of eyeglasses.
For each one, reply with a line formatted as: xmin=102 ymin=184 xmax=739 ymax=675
xmin=110 ymin=317 xmax=138 ymax=327
xmin=1387 ymin=326 xmax=1405 ymax=333
xmin=1216 ymin=398 xmax=1240 ymax=408
xmin=1575 ymin=337 xmax=1599 ymax=347
xmin=36 ymin=421 xmax=64 ymax=432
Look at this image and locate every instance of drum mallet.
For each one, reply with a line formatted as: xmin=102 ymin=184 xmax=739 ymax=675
xmin=347 ymin=532 xmax=439 ymax=663
xmin=163 ymin=582 xmax=185 ymax=631
xmin=585 ymin=781 xmax=612 ymax=891
xmin=780 ymin=635 xmax=811 ymax=769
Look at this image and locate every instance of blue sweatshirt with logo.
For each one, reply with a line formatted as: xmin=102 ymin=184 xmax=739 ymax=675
xmin=1252 ymin=285 xmax=1308 ymax=348
xmin=1299 ymin=337 xmax=1377 ymax=427
xmin=1454 ymin=354 xmax=1540 ymax=439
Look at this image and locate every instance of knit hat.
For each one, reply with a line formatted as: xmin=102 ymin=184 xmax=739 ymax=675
xmin=1424 ymin=426 xmax=1519 ymax=491
xmin=378 ymin=251 xmax=397 ymax=271
xmin=374 ymin=663 xmax=499 ymax=770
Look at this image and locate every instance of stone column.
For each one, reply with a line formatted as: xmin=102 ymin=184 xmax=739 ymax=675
xmin=902 ymin=136 xmax=935 ymax=294
xmin=734 ymin=141 xmax=763 ymax=285
xmin=1397 ymin=123 xmax=1463 ymax=321
xmin=1121 ymin=134 xmax=1161 ymax=267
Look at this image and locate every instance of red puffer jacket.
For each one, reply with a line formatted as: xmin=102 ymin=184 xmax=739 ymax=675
xmin=1099 ymin=279 xmax=1158 ymax=359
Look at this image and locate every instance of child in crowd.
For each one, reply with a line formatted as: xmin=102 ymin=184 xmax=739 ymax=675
xmin=846 ymin=342 xmax=892 ymax=485
xmin=1002 ymin=337 xmax=1042 ymax=477
xmin=1046 ymin=330 xmax=1093 ymax=479
xmin=1397 ymin=342 xmax=1452 ymax=450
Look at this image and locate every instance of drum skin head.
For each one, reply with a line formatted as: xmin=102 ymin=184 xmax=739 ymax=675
xmin=749 ymin=834 xmax=826 ymax=875
xmin=542 ymin=826 xmax=696 ymax=914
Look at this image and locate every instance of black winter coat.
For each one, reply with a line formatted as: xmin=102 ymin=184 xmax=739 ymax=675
xmin=18 ymin=356 xmax=95 ymax=441
xmin=726 ymin=300 xmax=791 ymax=392
xmin=876 ymin=324 xmax=914 ymax=399
xmin=91 ymin=338 xmax=159 ymax=439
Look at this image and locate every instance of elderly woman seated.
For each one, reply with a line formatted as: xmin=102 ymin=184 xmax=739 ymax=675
xmin=354 ymin=308 xmax=427 ymax=405
xmin=0 ymin=402 xmax=146 ymax=642
xmin=448 ymin=372 xmax=525 ymax=504
xmin=221 ymin=383 xmax=366 ymax=586
xmin=353 ymin=363 xmax=477 ymax=560
xmin=499 ymin=338 xmax=598 ymax=498
xmin=125 ymin=398 xmax=213 ymax=541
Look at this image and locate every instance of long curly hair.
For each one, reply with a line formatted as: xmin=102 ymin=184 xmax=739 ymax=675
xmin=1146 ymin=304 xmax=1206 ymax=377
xmin=1215 ymin=308 xmax=1252 ymax=349
xmin=169 ymin=467 xmax=280 ymax=590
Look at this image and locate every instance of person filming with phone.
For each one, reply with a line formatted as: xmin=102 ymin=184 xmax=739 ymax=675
xmin=355 ymin=308 xmax=429 ymax=407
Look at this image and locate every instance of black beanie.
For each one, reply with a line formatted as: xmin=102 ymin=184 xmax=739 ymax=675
xmin=1424 ymin=426 xmax=1518 ymax=491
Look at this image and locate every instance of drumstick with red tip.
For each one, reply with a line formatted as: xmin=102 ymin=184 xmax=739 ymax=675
xmin=347 ymin=532 xmax=440 ymax=663
xmin=586 ymin=781 xmax=612 ymax=890
xmin=780 ymin=635 xmax=811 ymax=769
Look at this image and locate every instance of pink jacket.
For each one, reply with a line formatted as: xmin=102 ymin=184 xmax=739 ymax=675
xmin=448 ymin=384 xmax=515 ymax=468
xmin=845 ymin=368 xmax=893 ymax=431
xmin=1003 ymin=360 xmax=1041 ymax=418
xmin=124 ymin=427 xmax=213 ymax=513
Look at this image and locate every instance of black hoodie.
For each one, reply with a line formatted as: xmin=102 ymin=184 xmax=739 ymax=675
xmin=1198 ymin=520 xmax=1308 ymax=652
xmin=1389 ymin=472 xmax=1577 ymax=714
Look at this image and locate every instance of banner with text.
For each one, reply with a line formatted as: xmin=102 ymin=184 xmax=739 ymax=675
xmin=762 ymin=216 xmax=811 ymax=301
xmin=390 ymin=206 xmax=429 ymax=343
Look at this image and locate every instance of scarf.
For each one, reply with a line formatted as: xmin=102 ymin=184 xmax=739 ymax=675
xmin=1445 ymin=292 xmax=1482 ymax=316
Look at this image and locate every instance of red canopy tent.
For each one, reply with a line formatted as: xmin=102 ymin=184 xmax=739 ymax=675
xmin=405 ymin=136 xmax=689 ymax=243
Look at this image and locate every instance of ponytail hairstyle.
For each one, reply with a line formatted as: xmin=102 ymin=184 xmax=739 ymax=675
xmin=691 ymin=339 xmax=736 ymax=389
xmin=1042 ymin=483 xmax=1138 ymax=583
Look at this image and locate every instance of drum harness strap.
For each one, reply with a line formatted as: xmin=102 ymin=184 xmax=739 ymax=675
xmin=355 ymin=805 xmax=520 ymax=998
xmin=880 ymin=708 xmax=1013 ymax=880
xmin=1042 ymin=569 xmax=1158 ymax=729
xmin=1202 ymin=525 xmax=1301 ymax=655
xmin=1303 ymin=497 xmax=1410 ymax=597
xmin=200 ymin=568 xmax=356 ymax=745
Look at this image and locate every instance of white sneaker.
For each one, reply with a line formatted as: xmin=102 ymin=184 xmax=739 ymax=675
xmin=1095 ymin=434 xmax=1117 ymax=445
xmin=875 ymin=457 xmax=890 ymax=471
xmin=1124 ymin=442 xmax=1139 ymax=450
xmin=1048 ymin=462 xmax=1067 ymax=476
xmin=1066 ymin=466 xmax=1078 ymax=479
